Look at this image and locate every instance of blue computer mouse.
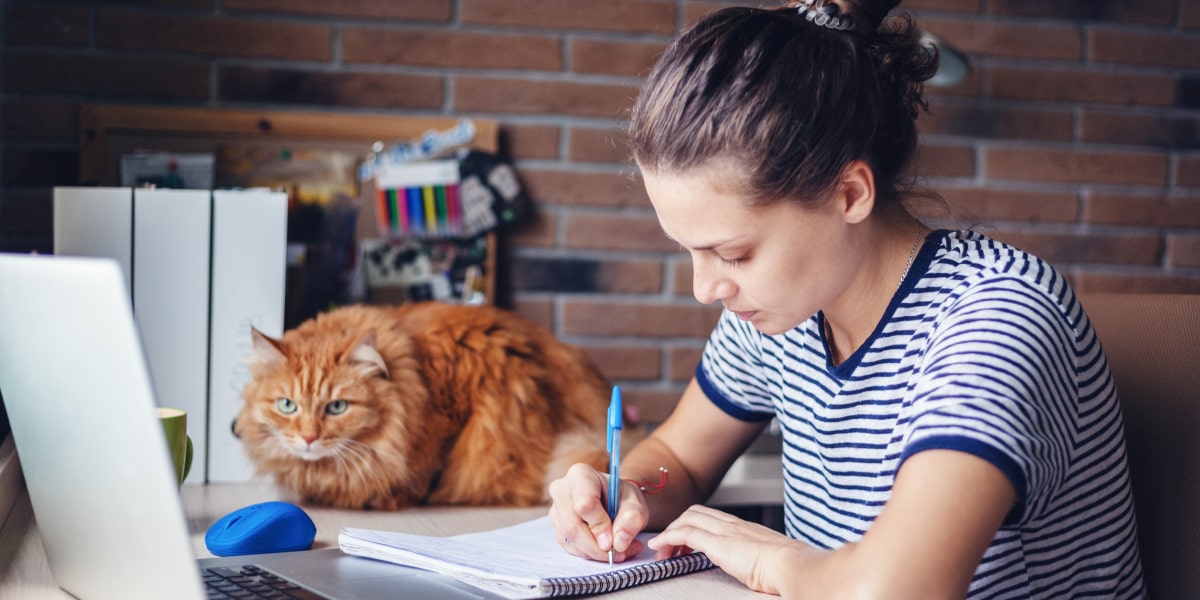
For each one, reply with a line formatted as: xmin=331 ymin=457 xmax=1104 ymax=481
xmin=205 ymin=501 xmax=316 ymax=556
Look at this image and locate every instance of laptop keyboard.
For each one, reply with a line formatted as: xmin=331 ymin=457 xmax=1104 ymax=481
xmin=202 ymin=565 xmax=327 ymax=599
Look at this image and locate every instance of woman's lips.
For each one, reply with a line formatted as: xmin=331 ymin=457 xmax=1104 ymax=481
xmin=732 ymin=310 xmax=757 ymax=321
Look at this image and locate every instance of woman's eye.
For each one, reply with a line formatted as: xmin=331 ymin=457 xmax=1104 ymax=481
xmin=276 ymin=398 xmax=298 ymax=414
xmin=326 ymin=400 xmax=349 ymax=415
xmin=720 ymin=255 xmax=748 ymax=267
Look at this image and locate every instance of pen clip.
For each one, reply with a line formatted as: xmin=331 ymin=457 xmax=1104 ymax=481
xmin=607 ymin=386 xmax=622 ymax=453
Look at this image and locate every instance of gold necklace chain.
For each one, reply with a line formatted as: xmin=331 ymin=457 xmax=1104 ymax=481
xmin=897 ymin=223 xmax=925 ymax=291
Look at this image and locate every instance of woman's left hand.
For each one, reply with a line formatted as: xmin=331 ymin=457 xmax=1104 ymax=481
xmin=647 ymin=504 xmax=818 ymax=596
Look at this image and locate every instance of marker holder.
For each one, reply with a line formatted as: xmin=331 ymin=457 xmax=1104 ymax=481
xmin=373 ymin=159 xmax=462 ymax=241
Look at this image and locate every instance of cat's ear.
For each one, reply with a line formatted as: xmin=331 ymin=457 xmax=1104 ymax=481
xmin=346 ymin=331 xmax=389 ymax=379
xmin=250 ymin=327 xmax=286 ymax=367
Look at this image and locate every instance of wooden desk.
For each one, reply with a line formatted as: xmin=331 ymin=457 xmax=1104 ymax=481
xmin=0 ymin=481 xmax=770 ymax=599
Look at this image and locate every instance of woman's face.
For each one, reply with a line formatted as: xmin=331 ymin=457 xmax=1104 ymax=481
xmin=644 ymin=167 xmax=852 ymax=335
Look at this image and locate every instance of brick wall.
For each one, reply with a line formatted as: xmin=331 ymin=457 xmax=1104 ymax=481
xmin=2 ymin=0 xmax=1198 ymax=422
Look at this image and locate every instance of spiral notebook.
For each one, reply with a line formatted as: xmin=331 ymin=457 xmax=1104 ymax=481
xmin=338 ymin=517 xmax=714 ymax=599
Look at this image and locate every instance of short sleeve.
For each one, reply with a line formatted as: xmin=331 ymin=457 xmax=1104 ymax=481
xmin=902 ymin=279 xmax=1080 ymax=524
xmin=696 ymin=310 xmax=777 ymax=422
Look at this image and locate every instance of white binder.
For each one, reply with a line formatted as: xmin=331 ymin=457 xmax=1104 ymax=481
xmin=53 ymin=187 xmax=286 ymax=483
xmin=207 ymin=191 xmax=287 ymax=482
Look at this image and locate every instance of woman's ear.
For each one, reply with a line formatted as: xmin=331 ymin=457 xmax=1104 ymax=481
xmin=837 ymin=160 xmax=876 ymax=225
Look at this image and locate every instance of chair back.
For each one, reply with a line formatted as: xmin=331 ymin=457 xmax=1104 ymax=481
xmin=1080 ymin=293 xmax=1200 ymax=599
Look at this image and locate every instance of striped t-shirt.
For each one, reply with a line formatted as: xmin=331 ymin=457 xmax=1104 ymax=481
xmin=697 ymin=230 xmax=1145 ymax=598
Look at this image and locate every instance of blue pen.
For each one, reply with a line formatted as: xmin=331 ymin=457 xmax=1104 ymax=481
xmin=606 ymin=386 xmax=623 ymax=568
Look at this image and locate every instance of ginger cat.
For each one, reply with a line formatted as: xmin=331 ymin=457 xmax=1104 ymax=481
xmin=235 ymin=302 xmax=614 ymax=509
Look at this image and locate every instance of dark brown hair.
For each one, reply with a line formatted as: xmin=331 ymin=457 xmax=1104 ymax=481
xmin=629 ymin=0 xmax=937 ymax=207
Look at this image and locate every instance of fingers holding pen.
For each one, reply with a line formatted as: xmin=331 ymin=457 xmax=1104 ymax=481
xmin=548 ymin=464 xmax=647 ymax=562
xmin=548 ymin=464 xmax=605 ymax=558
xmin=612 ymin=478 xmax=649 ymax=557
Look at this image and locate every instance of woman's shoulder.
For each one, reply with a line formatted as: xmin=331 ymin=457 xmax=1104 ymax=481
xmin=919 ymin=229 xmax=1083 ymax=327
xmin=929 ymin=229 xmax=1067 ymax=295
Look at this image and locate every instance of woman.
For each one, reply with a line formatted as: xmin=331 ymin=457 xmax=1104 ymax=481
xmin=547 ymin=1 xmax=1146 ymax=598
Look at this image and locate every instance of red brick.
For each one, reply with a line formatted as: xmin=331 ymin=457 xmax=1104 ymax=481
xmin=501 ymin=124 xmax=560 ymax=160
xmin=226 ymin=0 xmax=450 ymax=20
xmin=6 ymin=6 xmax=88 ymax=47
xmin=218 ymin=66 xmax=442 ymax=109
xmin=569 ymin=127 xmax=631 ymax=164
xmin=581 ymin=345 xmax=662 ymax=380
xmin=1081 ymin=111 xmax=1200 ymax=149
xmin=1167 ymin=234 xmax=1200 ymax=268
xmin=683 ymin=2 xmax=732 ymax=26
xmin=907 ymin=0 xmax=983 ymax=12
xmin=929 ymin=187 xmax=1079 ymax=224
xmin=563 ymin=300 xmax=721 ymax=338
xmin=506 ymin=208 xmax=556 ymax=248
xmin=0 ymin=188 xmax=53 ymax=236
xmin=990 ymin=66 xmax=1175 ymax=106
xmin=510 ymin=296 xmax=553 ymax=330
xmin=1074 ymin=269 xmax=1200 ymax=294
xmin=2 ymin=100 xmax=79 ymax=142
xmin=344 ymin=29 xmax=561 ymax=71
xmin=571 ymin=38 xmax=664 ymax=77
xmin=989 ymin=0 xmax=1176 ymax=25
xmin=97 ymin=9 xmax=331 ymax=61
xmin=1184 ymin=0 xmax=1200 ymax=29
xmin=454 ymin=76 xmax=638 ymax=119
xmin=921 ymin=17 xmax=1081 ymax=60
xmin=672 ymin=257 xmax=694 ymax=297
xmin=985 ymin=148 xmax=1168 ymax=186
xmin=920 ymin=103 xmax=1073 ymax=142
xmin=1090 ymin=29 xmax=1200 ymax=70
xmin=622 ymin=387 xmax=684 ymax=424
xmin=5 ymin=53 xmax=208 ymax=100
xmin=669 ymin=346 xmax=704 ymax=382
xmin=563 ymin=214 xmax=675 ymax=252
xmin=988 ymin=230 xmax=1161 ymax=266
xmin=1085 ymin=193 xmax=1200 ymax=228
xmin=461 ymin=0 xmax=674 ymax=35
xmin=521 ymin=169 xmax=648 ymax=208
xmin=1178 ymin=157 xmax=1200 ymax=188
xmin=913 ymin=144 xmax=976 ymax=178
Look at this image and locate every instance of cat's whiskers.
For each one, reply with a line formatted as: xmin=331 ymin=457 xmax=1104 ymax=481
xmin=332 ymin=439 xmax=395 ymax=502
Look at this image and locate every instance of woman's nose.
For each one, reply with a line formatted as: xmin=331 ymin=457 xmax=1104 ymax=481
xmin=693 ymin=262 xmax=734 ymax=305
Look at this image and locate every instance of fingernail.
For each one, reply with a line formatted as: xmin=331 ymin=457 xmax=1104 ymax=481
xmin=613 ymin=531 xmax=630 ymax=551
xmin=596 ymin=532 xmax=611 ymax=549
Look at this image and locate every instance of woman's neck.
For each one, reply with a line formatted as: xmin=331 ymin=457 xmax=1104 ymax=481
xmin=824 ymin=217 xmax=924 ymax=365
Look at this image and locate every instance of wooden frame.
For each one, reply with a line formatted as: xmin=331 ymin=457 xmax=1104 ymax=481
xmin=78 ymin=104 xmax=499 ymax=304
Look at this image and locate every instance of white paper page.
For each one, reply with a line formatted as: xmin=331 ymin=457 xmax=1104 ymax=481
xmin=342 ymin=516 xmax=666 ymax=582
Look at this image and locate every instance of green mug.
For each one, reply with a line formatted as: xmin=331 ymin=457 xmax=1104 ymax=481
xmin=158 ymin=407 xmax=194 ymax=486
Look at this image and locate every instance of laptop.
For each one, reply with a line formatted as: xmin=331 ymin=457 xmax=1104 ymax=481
xmin=0 ymin=253 xmax=501 ymax=600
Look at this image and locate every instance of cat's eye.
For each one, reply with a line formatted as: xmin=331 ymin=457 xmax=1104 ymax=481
xmin=275 ymin=398 xmax=298 ymax=414
xmin=326 ymin=400 xmax=349 ymax=415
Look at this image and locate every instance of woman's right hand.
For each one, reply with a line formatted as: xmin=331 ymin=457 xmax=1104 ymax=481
xmin=548 ymin=462 xmax=649 ymax=562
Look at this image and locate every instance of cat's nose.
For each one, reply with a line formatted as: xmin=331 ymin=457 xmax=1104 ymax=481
xmin=302 ymin=433 xmax=319 ymax=445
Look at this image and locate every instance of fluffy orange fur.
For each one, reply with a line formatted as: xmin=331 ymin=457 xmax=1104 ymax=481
xmin=235 ymin=302 xmax=613 ymax=509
